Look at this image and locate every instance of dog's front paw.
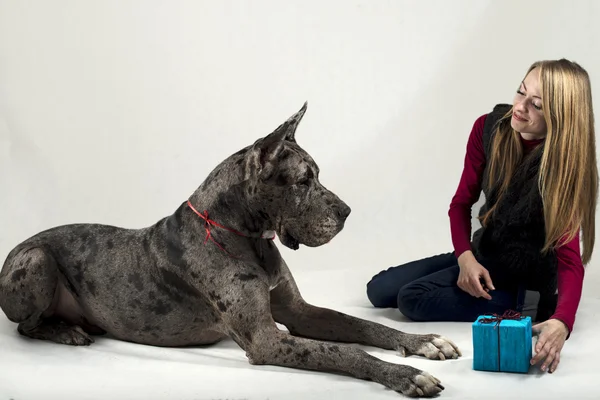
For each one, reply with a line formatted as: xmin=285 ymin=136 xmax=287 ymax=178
xmin=399 ymin=334 xmax=461 ymax=361
xmin=388 ymin=366 xmax=444 ymax=398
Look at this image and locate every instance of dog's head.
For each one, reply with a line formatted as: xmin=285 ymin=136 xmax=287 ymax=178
xmin=244 ymin=102 xmax=351 ymax=250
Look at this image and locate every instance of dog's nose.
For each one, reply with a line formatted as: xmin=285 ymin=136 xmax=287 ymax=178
xmin=336 ymin=203 xmax=351 ymax=220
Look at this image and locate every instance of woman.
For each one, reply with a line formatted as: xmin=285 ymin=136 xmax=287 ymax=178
xmin=366 ymin=59 xmax=597 ymax=374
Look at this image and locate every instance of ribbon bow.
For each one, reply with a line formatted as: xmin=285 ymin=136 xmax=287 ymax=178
xmin=479 ymin=310 xmax=525 ymax=327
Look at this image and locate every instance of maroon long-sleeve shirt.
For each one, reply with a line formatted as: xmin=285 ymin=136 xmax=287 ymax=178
xmin=448 ymin=113 xmax=584 ymax=333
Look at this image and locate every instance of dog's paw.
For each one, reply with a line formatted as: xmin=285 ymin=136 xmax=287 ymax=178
xmin=53 ymin=325 xmax=95 ymax=346
xmin=389 ymin=366 xmax=444 ymax=398
xmin=399 ymin=334 xmax=461 ymax=361
xmin=61 ymin=325 xmax=95 ymax=346
xmin=19 ymin=322 xmax=95 ymax=346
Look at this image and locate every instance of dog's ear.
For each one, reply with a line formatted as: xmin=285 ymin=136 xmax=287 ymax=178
xmin=261 ymin=101 xmax=308 ymax=145
xmin=277 ymin=101 xmax=308 ymax=143
xmin=247 ymin=102 xmax=308 ymax=175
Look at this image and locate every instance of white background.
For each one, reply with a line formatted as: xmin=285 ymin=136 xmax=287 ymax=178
xmin=1 ymin=1 xmax=599 ymax=399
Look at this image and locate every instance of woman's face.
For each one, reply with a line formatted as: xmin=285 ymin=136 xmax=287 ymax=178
xmin=511 ymin=68 xmax=547 ymax=139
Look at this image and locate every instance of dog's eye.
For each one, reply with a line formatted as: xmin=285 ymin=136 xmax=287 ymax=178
xmin=297 ymin=177 xmax=310 ymax=187
xmin=296 ymin=169 xmax=313 ymax=187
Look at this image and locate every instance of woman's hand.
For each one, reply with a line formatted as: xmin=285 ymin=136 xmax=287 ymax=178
xmin=457 ymin=251 xmax=495 ymax=300
xmin=531 ymin=319 xmax=569 ymax=373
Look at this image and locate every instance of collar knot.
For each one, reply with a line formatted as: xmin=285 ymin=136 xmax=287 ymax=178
xmin=186 ymin=200 xmax=275 ymax=257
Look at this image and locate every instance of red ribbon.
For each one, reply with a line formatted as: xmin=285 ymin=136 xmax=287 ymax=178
xmin=479 ymin=310 xmax=525 ymax=327
xmin=186 ymin=200 xmax=275 ymax=258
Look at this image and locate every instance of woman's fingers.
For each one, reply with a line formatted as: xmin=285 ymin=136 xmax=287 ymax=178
xmin=457 ymin=265 xmax=492 ymax=300
xmin=540 ymin=347 xmax=557 ymax=372
xmin=481 ymin=269 xmax=495 ymax=291
xmin=470 ymin=273 xmax=491 ymax=299
xmin=549 ymin=351 xmax=561 ymax=373
xmin=531 ymin=326 xmax=564 ymax=373
xmin=531 ymin=337 xmax=549 ymax=365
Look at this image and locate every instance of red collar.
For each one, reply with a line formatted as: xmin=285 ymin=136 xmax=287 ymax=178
xmin=186 ymin=200 xmax=275 ymax=258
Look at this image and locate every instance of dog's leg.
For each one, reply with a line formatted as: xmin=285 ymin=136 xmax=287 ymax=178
xmin=0 ymin=247 xmax=93 ymax=345
xmin=220 ymin=279 xmax=444 ymax=397
xmin=269 ymin=263 xmax=461 ymax=360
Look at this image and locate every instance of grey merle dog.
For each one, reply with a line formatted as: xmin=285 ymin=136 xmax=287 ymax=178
xmin=0 ymin=102 xmax=460 ymax=397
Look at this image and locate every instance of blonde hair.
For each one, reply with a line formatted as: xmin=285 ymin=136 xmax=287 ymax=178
xmin=480 ymin=59 xmax=598 ymax=264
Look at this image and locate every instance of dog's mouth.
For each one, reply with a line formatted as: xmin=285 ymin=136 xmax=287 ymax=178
xmin=279 ymin=229 xmax=300 ymax=250
xmin=276 ymin=219 xmax=300 ymax=250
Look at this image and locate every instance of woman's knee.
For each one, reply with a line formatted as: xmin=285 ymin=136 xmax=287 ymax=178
xmin=365 ymin=262 xmax=418 ymax=308
xmin=366 ymin=274 xmax=395 ymax=308
xmin=366 ymin=252 xmax=456 ymax=309
xmin=396 ymin=284 xmax=424 ymax=321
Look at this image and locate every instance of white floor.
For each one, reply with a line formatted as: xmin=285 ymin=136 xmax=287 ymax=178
xmin=1 ymin=265 xmax=599 ymax=400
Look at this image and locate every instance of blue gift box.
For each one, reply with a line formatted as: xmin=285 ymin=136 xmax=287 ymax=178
xmin=472 ymin=313 xmax=532 ymax=373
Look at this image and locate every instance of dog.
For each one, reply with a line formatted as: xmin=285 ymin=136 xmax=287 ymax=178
xmin=0 ymin=102 xmax=460 ymax=397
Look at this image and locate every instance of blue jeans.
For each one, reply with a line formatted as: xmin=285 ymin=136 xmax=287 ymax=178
xmin=366 ymin=252 xmax=526 ymax=322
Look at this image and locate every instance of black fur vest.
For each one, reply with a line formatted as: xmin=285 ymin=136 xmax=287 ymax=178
xmin=471 ymin=103 xmax=557 ymax=320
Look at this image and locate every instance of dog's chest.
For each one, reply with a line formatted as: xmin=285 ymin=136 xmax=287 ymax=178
xmin=261 ymin=261 xmax=283 ymax=291
xmin=251 ymin=238 xmax=284 ymax=290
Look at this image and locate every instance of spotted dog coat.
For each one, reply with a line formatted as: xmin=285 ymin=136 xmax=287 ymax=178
xmin=0 ymin=103 xmax=460 ymax=397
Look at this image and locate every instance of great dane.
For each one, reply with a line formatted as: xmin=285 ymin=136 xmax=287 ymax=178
xmin=0 ymin=102 xmax=460 ymax=397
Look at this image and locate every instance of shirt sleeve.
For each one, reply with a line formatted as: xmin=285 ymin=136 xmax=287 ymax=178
xmin=550 ymin=230 xmax=585 ymax=336
xmin=448 ymin=114 xmax=488 ymax=258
